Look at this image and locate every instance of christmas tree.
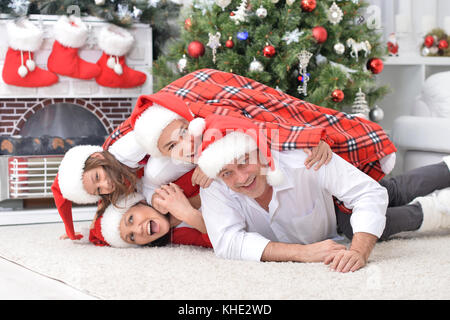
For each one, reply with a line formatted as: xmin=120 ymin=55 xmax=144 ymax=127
xmin=153 ymin=0 xmax=389 ymax=111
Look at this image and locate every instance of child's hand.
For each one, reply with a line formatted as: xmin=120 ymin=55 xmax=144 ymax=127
xmin=151 ymin=192 xmax=169 ymax=214
xmin=153 ymin=183 xmax=193 ymax=222
xmin=59 ymin=232 xmax=83 ymax=240
xmin=192 ymin=166 xmax=214 ymax=188
xmin=303 ymin=140 xmax=332 ymax=170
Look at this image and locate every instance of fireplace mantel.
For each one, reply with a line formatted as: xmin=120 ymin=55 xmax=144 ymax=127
xmin=0 ymin=14 xmax=153 ymax=138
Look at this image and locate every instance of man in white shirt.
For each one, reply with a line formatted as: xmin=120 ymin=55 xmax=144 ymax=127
xmin=129 ymin=98 xmax=449 ymax=272
xmin=200 ymin=148 xmax=386 ymax=272
xmin=195 ymin=115 xmax=450 ymax=273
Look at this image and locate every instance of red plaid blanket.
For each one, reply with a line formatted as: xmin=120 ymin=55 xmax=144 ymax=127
xmin=103 ymin=69 xmax=396 ymax=214
xmin=105 ymin=69 xmax=396 ymax=181
xmin=157 ymin=68 xmax=396 ymax=182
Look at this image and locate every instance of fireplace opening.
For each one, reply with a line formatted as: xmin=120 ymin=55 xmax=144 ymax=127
xmin=21 ymin=103 xmax=108 ymax=138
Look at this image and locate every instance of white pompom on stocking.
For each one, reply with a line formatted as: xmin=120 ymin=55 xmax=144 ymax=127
xmin=107 ymin=56 xmax=116 ymax=69
xmin=114 ymin=63 xmax=123 ymax=75
xmin=26 ymin=59 xmax=36 ymax=71
xmin=18 ymin=65 xmax=28 ymax=77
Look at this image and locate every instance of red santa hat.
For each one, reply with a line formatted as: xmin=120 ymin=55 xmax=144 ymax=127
xmin=131 ymin=92 xmax=204 ymax=157
xmin=52 ymin=145 xmax=103 ymax=240
xmin=88 ymin=193 xmax=144 ymax=248
xmin=195 ymin=114 xmax=285 ymax=186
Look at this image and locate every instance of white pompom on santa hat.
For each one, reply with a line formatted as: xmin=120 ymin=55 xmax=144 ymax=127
xmin=131 ymin=92 xmax=205 ymax=157
xmin=196 ymin=114 xmax=285 ymax=186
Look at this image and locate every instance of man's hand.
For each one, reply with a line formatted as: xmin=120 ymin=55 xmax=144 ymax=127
xmin=324 ymin=232 xmax=378 ymax=273
xmin=324 ymin=249 xmax=366 ymax=273
xmin=261 ymin=239 xmax=346 ymax=263
xmin=303 ymin=140 xmax=332 ymax=170
xmin=192 ymin=166 xmax=214 ymax=188
xmin=301 ymin=239 xmax=347 ymax=263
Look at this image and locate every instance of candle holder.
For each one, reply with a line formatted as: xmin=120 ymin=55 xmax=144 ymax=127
xmin=395 ymin=31 xmax=417 ymax=57
xmin=395 ymin=14 xmax=416 ymax=57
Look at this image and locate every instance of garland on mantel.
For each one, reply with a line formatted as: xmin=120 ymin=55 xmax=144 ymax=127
xmin=0 ymin=0 xmax=182 ymax=59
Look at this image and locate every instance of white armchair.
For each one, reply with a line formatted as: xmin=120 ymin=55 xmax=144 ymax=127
xmin=392 ymin=71 xmax=450 ymax=173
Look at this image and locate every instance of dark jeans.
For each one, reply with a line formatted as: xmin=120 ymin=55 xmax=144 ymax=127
xmin=336 ymin=161 xmax=450 ymax=241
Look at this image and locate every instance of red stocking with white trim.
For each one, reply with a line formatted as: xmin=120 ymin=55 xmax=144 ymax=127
xmin=47 ymin=15 xmax=100 ymax=80
xmin=95 ymin=24 xmax=146 ymax=88
xmin=2 ymin=18 xmax=58 ymax=87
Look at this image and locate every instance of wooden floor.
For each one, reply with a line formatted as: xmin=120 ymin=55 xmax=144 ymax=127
xmin=0 ymin=256 xmax=97 ymax=300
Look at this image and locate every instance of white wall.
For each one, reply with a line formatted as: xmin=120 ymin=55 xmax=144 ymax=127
xmin=367 ymin=0 xmax=450 ymax=41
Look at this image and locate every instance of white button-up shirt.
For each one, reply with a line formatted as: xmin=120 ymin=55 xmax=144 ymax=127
xmin=200 ymin=149 xmax=388 ymax=261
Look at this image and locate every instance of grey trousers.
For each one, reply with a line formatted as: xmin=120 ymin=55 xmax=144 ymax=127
xmin=335 ymin=161 xmax=450 ymax=241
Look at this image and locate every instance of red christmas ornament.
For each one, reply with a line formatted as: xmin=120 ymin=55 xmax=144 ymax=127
xmin=367 ymin=58 xmax=384 ymax=74
xmin=424 ymin=35 xmax=434 ymax=48
xmin=187 ymin=40 xmax=205 ymax=58
xmin=331 ymin=89 xmax=344 ymax=103
xmin=184 ymin=18 xmax=192 ymax=31
xmin=312 ymin=26 xmax=328 ymax=44
xmin=438 ymin=39 xmax=449 ymax=50
xmin=225 ymin=37 xmax=234 ymax=48
xmin=301 ymin=0 xmax=316 ymax=12
xmin=263 ymin=44 xmax=276 ymax=57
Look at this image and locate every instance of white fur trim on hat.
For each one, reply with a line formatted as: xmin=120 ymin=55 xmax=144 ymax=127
xmin=6 ymin=19 xmax=43 ymax=52
xmin=97 ymin=24 xmax=134 ymax=56
xmin=101 ymin=193 xmax=145 ymax=248
xmin=53 ymin=15 xmax=88 ymax=48
xmin=198 ymin=131 xmax=258 ymax=179
xmin=198 ymin=131 xmax=285 ymax=186
xmin=134 ymin=105 xmax=182 ymax=157
xmin=58 ymin=145 xmax=103 ymax=204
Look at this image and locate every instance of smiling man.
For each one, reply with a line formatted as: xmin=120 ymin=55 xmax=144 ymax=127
xmin=194 ymin=114 xmax=450 ymax=273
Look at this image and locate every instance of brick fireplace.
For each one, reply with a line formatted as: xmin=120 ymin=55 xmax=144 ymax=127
xmin=0 ymin=15 xmax=152 ymax=214
xmin=0 ymin=97 xmax=133 ymax=137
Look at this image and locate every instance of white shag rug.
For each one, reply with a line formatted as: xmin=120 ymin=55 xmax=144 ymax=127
xmin=0 ymin=222 xmax=449 ymax=300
